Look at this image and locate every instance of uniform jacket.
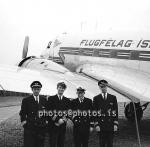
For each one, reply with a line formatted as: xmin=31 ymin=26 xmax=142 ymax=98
xmin=19 ymin=95 xmax=47 ymax=130
xmin=93 ymin=93 xmax=118 ymax=131
xmin=71 ymin=97 xmax=93 ymax=128
xmin=47 ymin=94 xmax=71 ymax=125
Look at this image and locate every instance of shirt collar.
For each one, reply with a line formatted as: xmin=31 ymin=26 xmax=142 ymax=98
xmin=78 ymin=97 xmax=84 ymax=103
xmin=101 ymin=93 xmax=107 ymax=98
xmin=57 ymin=94 xmax=63 ymax=100
xmin=33 ymin=95 xmax=39 ymax=102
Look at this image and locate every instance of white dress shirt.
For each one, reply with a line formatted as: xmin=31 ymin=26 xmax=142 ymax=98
xmin=57 ymin=94 xmax=63 ymax=100
xmin=33 ymin=95 xmax=39 ymax=103
xmin=79 ymin=97 xmax=84 ymax=103
xmin=101 ymin=93 xmax=107 ymax=100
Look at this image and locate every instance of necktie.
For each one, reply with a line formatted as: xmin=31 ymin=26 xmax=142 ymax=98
xmin=80 ymin=98 xmax=83 ymax=103
xmin=103 ymin=93 xmax=106 ymax=100
xmin=36 ymin=96 xmax=38 ymax=103
xmin=59 ymin=95 xmax=61 ymax=101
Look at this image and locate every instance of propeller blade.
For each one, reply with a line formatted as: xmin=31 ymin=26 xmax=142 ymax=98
xmin=22 ymin=36 xmax=29 ymax=59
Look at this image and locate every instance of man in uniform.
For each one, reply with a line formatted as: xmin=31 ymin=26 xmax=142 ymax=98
xmin=47 ymin=82 xmax=71 ymax=147
xmin=71 ymin=87 xmax=94 ymax=147
xmin=93 ymin=80 xmax=118 ymax=147
xmin=20 ymin=81 xmax=47 ymax=147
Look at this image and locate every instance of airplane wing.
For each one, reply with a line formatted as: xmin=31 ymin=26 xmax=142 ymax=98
xmin=76 ymin=63 xmax=150 ymax=102
xmin=0 ymin=64 xmax=128 ymax=102
xmin=0 ymin=64 xmax=99 ymax=97
xmin=0 ymin=64 xmax=55 ymax=96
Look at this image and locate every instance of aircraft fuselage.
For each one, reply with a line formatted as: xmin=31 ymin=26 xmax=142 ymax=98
xmin=42 ymin=33 xmax=150 ymax=74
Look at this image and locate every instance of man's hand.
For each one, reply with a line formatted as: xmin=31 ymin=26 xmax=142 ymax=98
xmin=95 ymin=126 xmax=100 ymax=132
xmin=90 ymin=127 xmax=94 ymax=133
xmin=62 ymin=116 xmax=67 ymax=123
xmin=55 ymin=119 xmax=64 ymax=126
xmin=52 ymin=115 xmax=57 ymax=121
xmin=21 ymin=120 xmax=26 ymax=127
xmin=114 ymin=125 xmax=118 ymax=132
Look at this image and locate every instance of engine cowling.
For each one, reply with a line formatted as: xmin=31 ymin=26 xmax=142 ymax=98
xmin=124 ymin=102 xmax=143 ymax=122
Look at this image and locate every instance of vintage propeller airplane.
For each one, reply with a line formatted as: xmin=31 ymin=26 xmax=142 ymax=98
xmin=0 ymin=31 xmax=150 ymax=122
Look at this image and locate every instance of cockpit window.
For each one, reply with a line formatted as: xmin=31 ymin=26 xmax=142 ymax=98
xmin=47 ymin=41 xmax=52 ymax=49
xmin=53 ymin=39 xmax=61 ymax=48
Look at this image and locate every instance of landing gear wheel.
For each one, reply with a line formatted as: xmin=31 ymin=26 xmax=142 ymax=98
xmin=124 ymin=102 xmax=143 ymax=122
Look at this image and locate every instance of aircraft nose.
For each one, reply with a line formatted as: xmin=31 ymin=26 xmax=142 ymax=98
xmin=40 ymin=49 xmax=50 ymax=59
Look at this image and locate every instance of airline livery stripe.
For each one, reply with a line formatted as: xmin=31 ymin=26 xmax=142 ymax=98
xmin=60 ymin=47 xmax=150 ymax=61
xmin=60 ymin=49 xmax=79 ymax=54
xmin=139 ymin=56 xmax=150 ymax=58
xmin=117 ymin=55 xmax=130 ymax=57
xmin=99 ymin=53 xmax=110 ymax=55
xmin=117 ymin=52 xmax=130 ymax=57
xmin=99 ymin=53 xmax=110 ymax=56
xmin=61 ymin=50 xmax=79 ymax=52
xmin=60 ymin=48 xmax=79 ymax=50
xmin=60 ymin=51 xmax=79 ymax=53
xmin=118 ymin=52 xmax=130 ymax=55
xmin=99 ymin=51 xmax=110 ymax=53
xmin=48 ymin=57 xmax=63 ymax=64
xmin=139 ymin=53 xmax=150 ymax=56
xmin=60 ymin=49 xmax=79 ymax=52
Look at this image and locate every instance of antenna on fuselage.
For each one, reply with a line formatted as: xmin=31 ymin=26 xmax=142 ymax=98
xmin=95 ymin=21 xmax=98 ymax=31
xmin=80 ymin=21 xmax=86 ymax=32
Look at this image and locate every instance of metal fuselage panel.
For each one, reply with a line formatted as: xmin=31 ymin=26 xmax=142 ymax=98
xmin=42 ymin=32 xmax=150 ymax=74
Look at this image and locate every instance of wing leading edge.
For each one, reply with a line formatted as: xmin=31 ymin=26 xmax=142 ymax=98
xmin=0 ymin=64 xmax=56 ymax=96
xmin=0 ymin=64 xmax=128 ymax=101
xmin=0 ymin=64 xmax=100 ymax=98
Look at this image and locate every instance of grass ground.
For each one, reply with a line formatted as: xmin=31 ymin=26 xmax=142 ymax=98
xmin=1 ymin=113 xmax=150 ymax=147
xmin=0 ymin=97 xmax=150 ymax=147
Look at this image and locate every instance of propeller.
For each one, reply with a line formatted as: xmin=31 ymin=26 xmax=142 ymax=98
xmin=22 ymin=36 xmax=29 ymax=59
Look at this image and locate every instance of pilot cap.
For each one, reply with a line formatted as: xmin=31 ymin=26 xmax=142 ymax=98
xmin=30 ymin=81 xmax=42 ymax=88
xmin=57 ymin=82 xmax=67 ymax=89
xmin=98 ymin=80 xmax=108 ymax=86
xmin=77 ymin=86 xmax=86 ymax=92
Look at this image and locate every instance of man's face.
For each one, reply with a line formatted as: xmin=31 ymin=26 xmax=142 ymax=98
xmin=99 ymin=85 xmax=107 ymax=93
xmin=77 ymin=91 xmax=85 ymax=98
xmin=32 ymin=87 xmax=41 ymax=96
xmin=57 ymin=86 xmax=65 ymax=95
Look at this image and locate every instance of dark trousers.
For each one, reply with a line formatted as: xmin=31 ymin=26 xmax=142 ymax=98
xmin=98 ymin=131 xmax=114 ymax=147
xmin=24 ymin=128 xmax=45 ymax=147
xmin=49 ymin=124 xmax=66 ymax=147
xmin=73 ymin=126 xmax=89 ymax=147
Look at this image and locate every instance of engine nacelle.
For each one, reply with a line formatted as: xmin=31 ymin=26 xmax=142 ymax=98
xmin=124 ymin=102 xmax=143 ymax=122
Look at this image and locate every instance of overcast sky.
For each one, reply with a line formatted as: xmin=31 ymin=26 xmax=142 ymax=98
xmin=0 ymin=0 xmax=150 ymax=65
